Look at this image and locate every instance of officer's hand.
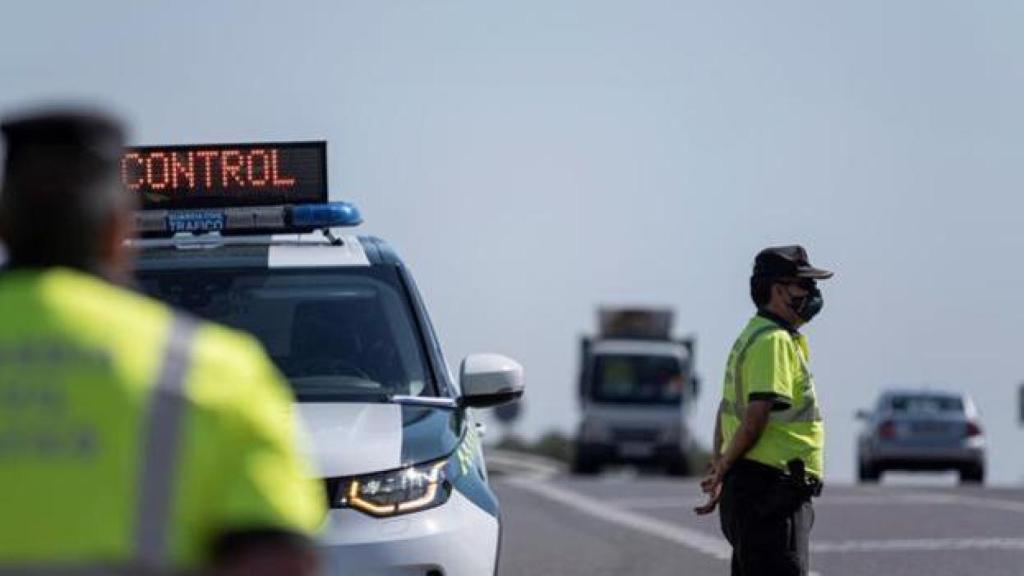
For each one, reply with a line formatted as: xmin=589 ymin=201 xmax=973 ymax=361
xmin=693 ymin=483 xmax=721 ymax=516
xmin=694 ymin=458 xmax=727 ymax=515
xmin=700 ymin=457 xmax=728 ymax=495
xmin=212 ymin=536 xmax=318 ymax=576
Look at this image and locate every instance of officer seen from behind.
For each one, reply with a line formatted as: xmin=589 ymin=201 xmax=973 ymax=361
xmin=695 ymin=246 xmax=832 ymax=576
xmin=0 ymin=110 xmax=325 ymax=575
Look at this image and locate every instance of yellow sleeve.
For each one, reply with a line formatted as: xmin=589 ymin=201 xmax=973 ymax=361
xmin=740 ymin=332 xmax=796 ymax=407
xmin=211 ymin=343 xmax=326 ymax=536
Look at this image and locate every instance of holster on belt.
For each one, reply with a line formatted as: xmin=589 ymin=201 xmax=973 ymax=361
xmin=785 ymin=459 xmax=823 ymax=499
xmin=749 ymin=459 xmax=821 ymax=521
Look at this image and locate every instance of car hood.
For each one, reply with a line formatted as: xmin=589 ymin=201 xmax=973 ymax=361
xmin=296 ymin=402 xmax=463 ymax=478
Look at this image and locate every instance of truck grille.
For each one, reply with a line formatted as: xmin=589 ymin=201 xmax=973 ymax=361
xmin=612 ymin=427 xmax=660 ymax=443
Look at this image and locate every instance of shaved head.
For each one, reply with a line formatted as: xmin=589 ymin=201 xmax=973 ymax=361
xmin=0 ymin=109 xmax=133 ymax=277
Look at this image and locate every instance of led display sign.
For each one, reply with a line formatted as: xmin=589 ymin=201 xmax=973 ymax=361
xmin=122 ymin=141 xmax=327 ymax=209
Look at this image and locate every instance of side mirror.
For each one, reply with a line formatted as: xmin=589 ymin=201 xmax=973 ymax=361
xmin=689 ymin=376 xmax=701 ymax=399
xmin=459 ymin=353 xmax=524 ymax=408
xmin=855 ymin=409 xmax=871 ymax=421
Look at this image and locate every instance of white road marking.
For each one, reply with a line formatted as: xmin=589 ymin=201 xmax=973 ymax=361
xmin=485 ymin=449 xmax=563 ymax=479
xmin=505 ymin=477 xmax=732 ymax=560
xmin=604 ymin=493 xmax=967 ymax=509
xmin=817 ymin=491 xmax=1024 ymax=513
xmin=599 ymin=469 xmax=639 ymax=483
xmin=920 ymin=493 xmax=1024 ymax=515
xmin=606 ymin=496 xmax=707 ymax=509
xmin=605 ymin=491 xmax=1024 ymax=511
xmin=813 ymin=537 xmax=1024 ymax=553
xmin=505 ymin=477 xmax=824 ymax=576
xmin=504 ymin=472 xmax=1024 ymax=572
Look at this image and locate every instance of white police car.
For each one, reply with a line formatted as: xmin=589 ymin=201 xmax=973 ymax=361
xmin=128 ymin=141 xmax=523 ymax=575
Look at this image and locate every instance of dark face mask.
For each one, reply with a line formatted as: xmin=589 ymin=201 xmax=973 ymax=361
xmin=787 ymin=284 xmax=824 ymax=322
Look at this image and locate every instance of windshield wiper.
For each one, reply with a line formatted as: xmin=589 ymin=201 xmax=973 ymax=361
xmin=293 ymin=387 xmax=392 ymax=403
xmin=389 ymin=395 xmax=458 ymax=409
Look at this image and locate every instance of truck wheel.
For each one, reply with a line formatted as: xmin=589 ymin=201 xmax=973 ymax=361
xmin=959 ymin=464 xmax=984 ymax=484
xmin=571 ymin=446 xmax=601 ymax=475
xmin=664 ymin=455 xmax=691 ymax=477
xmin=858 ymin=461 xmax=880 ymax=483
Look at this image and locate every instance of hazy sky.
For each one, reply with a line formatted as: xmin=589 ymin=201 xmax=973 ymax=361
xmin=3 ymin=1 xmax=1023 ymax=484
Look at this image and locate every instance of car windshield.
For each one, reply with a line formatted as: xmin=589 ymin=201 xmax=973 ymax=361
xmin=137 ymin=266 xmax=434 ymax=402
xmin=592 ymin=354 xmax=684 ymax=405
xmin=889 ymin=395 xmax=964 ymax=414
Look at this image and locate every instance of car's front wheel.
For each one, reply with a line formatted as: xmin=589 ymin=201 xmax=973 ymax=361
xmin=663 ymin=454 xmax=691 ymax=477
xmin=571 ymin=445 xmax=602 ymax=475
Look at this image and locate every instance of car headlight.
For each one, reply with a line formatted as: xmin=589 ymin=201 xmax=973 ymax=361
xmin=337 ymin=459 xmax=450 ymax=517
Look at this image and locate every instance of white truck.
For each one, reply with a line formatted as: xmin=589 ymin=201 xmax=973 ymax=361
xmin=572 ymin=308 xmax=699 ymax=475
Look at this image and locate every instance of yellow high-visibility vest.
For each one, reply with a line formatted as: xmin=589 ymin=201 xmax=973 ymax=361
xmin=719 ymin=314 xmax=825 ymax=479
xmin=0 ymin=268 xmax=325 ymax=572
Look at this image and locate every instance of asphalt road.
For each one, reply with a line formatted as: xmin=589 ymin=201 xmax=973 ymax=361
xmin=494 ymin=472 xmax=1024 ymax=576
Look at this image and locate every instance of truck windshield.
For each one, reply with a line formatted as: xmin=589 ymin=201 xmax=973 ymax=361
xmin=592 ymin=354 xmax=684 ymax=405
xmin=137 ymin=266 xmax=434 ymax=402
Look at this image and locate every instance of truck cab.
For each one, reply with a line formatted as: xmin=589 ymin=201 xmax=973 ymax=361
xmin=573 ymin=308 xmax=699 ymax=475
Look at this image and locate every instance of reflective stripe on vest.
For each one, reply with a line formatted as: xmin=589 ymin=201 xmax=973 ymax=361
xmin=720 ymin=325 xmax=821 ymax=424
xmin=730 ymin=325 xmax=781 ymax=418
xmin=0 ymin=313 xmax=200 ymax=576
xmin=136 ymin=313 xmax=199 ymax=568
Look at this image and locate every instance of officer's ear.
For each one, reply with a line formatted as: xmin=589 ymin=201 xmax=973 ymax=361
xmin=98 ymin=201 xmax=135 ymax=285
xmin=768 ymin=280 xmax=797 ymax=309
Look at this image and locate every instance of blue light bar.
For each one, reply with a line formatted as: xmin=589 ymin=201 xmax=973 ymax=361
xmin=134 ymin=201 xmax=362 ymax=237
xmin=290 ymin=202 xmax=363 ymax=229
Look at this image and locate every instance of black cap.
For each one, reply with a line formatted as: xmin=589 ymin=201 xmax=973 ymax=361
xmin=752 ymin=245 xmax=833 ymax=280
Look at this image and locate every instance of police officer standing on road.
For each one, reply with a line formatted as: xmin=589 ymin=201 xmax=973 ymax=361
xmin=0 ymin=110 xmax=325 ymax=575
xmin=695 ymin=246 xmax=832 ymax=576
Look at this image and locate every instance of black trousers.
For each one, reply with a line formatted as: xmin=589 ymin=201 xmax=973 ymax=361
xmin=719 ymin=460 xmax=815 ymax=576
